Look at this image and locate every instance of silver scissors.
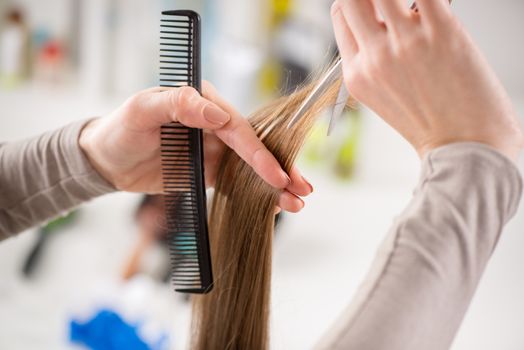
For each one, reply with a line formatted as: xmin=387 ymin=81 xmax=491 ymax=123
xmin=287 ymin=0 xmax=440 ymax=135
xmin=287 ymin=58 xmax=347 ymax=136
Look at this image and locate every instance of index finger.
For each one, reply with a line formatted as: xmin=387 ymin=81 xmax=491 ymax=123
xmin=202 ymin=81 xmax=291 ymax=189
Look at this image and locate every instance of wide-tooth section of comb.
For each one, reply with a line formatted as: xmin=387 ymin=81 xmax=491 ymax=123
xmin=160 ymin=10 xmax=213 ymax=294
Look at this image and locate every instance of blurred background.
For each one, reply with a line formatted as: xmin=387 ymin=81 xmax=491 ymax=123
xmin=0 ymin=0 xmax=523 ymax=349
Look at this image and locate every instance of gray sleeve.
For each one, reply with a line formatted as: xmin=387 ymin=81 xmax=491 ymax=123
xmin=316 ymin=143 xmax=523 ymax=350
xmin=0 ymin=119 xmax=116 ymax=240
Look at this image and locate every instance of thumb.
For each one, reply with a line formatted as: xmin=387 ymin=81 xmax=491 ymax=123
xmin=129 ymin=86 xmax=231 ymax=130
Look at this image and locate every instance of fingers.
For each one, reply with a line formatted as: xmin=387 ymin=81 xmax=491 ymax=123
xmin=331 ymin=1 xmax=358 ymax=59
xmin=415 ymin=0 xmax=453 ymax=27
xmin=202 ymin=131 xmax=224 ymax=188
xmin=278 ymin=191 xmax=305 ymax=213
xmin=277 ymin=167 xmax=313 ymax=213
xmin=336 ymin=0 xmax=385 ymax=46
xmin=375 ymin=0 xmax=411 ymax=33
xmin=202 ymin=81 xmax=291 ymax=189
xmin=130 ymin=86 xmax=231 ymax=131
xmin=129 ymin=84 xmax=312 ymax=194
xmin=286 ymin=166 xmax=313 ymax=196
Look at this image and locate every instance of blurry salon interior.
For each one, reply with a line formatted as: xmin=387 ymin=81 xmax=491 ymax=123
xmin=1 ymin=0 xmax=524 ymax=349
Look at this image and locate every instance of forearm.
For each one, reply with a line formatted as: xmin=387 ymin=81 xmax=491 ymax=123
xmin=0 ymin=119 xmax=116 ymax=240
xmin=317 ymin=143 xmax=523 ymax=350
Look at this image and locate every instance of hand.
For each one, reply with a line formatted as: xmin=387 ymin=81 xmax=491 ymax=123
xmin=79 ymin=82 xmax=313 ymax=213
xmin=331 ymin=0 xmax=523 ymax=160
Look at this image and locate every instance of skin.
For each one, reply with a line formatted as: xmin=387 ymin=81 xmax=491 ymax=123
xmin=79 ymin=82 xmax=312 ymax=213
xmin=331 ymin=0 xmax=523 ymax=161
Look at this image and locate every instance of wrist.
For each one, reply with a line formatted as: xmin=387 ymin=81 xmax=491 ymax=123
xmin=79 ymin=118 xmax=119 ymax=188
xmin=417 ymin=126 xmax=524 ymax=164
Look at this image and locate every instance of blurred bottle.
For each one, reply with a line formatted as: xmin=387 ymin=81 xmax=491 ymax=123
xmin=34 ymin=37 xmax=66 ymax=84
xmin=0 ymin=7 xmax=31 ymax=89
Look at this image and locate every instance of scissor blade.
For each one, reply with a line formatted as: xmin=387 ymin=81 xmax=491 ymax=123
xmin=287 ymin=59 xmax=343 ymax=129
xmin=327 ymin=84 xmax=350 ymax=136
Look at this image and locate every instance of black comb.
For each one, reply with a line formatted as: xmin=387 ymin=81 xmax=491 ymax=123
xmin=159 ymin=10 xmax=213 ymax=294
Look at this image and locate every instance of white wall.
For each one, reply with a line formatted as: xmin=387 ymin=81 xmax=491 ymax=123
xmin=451 ymin=0 xmax=524 ymax=98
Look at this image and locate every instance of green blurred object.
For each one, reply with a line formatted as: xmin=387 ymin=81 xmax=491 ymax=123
xmin=43 ymin=211 xmax=77 ymax=232
xmin=303 ymin=120 xmax=329 ymax=164
xmin=334 ymin=109 xmax=362 ymax=179
xmin=22 ymin=211 xmax=79 ymax=277
xmin=302 ymin=107 xmax=362 ymax=180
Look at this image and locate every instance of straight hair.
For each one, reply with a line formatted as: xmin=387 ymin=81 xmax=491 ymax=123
xmin=191 ymin=68 xmax=348 ymax=350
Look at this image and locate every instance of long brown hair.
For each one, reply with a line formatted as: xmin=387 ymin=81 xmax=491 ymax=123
xmin=192 ymin=70 xmax=348 ymax=349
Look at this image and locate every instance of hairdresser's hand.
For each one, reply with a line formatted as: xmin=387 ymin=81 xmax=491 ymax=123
xmin=79 ymin=83 xmax=312 ymax=213
xmin=331 ymin=0 xmax=523 ymax=160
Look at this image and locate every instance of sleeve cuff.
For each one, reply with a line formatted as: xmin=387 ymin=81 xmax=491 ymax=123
xmin=420 ymin=142 xmax=523 ymax=222
xmin=60 ymin=118 xmax=117 ymax=197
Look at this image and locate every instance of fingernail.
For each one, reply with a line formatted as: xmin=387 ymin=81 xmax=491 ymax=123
xmin=204 ymin=104 xmax=230 ymax=125
xmin=302 ymin=176 xmax=314 ymax=193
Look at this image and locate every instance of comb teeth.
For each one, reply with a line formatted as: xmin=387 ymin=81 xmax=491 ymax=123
xmin=160 ymin=10 xmax=213 ymax=294
xmin=159 ymin=13 xmax=192 ymax=89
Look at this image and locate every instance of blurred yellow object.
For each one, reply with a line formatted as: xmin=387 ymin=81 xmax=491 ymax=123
xmin=301 ymin=108 xmax=362 ymax=180
xmin=259 ymin=59 xmax=282 ymax=96
xmin=270 ymin=0 xmax=293 ymax=27
xmin=335 ymin=110 xmax=362 ymax=179
xmin=303 ymin=119 xmax=329 ymax=164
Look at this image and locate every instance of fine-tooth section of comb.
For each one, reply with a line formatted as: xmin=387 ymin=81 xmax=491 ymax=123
xmin=160 ymin=10 xmax=213 ymax=294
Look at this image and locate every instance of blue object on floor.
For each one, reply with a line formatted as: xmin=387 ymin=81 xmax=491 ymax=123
xmin=70 ymin=308 xmax=152 ymax=350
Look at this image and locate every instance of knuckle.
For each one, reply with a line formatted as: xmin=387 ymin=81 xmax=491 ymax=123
xmin=125 ymin=91 xmax=145 ymax=109
xmin=343 ymin=63 xmax=369 ymax=94
xmin=171 ymin=87 xmax=199 ymax=123
xmin=121 ymin=92 xmax=150 ymax=119
xmin=225 ymin=121 xmax=242 ymax=150
xmin=175 ymin=86 xmax=195 ymax=110
xmin=342 ymin=69 xmax=367 ymax=102
xmin=342 ymin=64 xmax=360 ymax=85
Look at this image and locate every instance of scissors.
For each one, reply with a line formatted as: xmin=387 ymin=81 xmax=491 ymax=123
xmin=287 ymin=58 xmax=347 ymax=136
xmin=286 ymin=0 xmax=450 ymax=135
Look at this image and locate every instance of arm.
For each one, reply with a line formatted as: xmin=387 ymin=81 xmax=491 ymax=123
xmin=1 ymin=83 xmax=313 ymax=240
xmin=0 ymin=120 xmax=115 ymax=239
xmin=317 ymin=143 xmax=522 ymax=349
xmin=323 ymin=0 xmax=524 ymax=348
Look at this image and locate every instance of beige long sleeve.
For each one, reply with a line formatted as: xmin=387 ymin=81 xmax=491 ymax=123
xmin=317 ymin=143 xmax=523 ymax=350
xmin=0 ymin=120 xmax=115 ymax=239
